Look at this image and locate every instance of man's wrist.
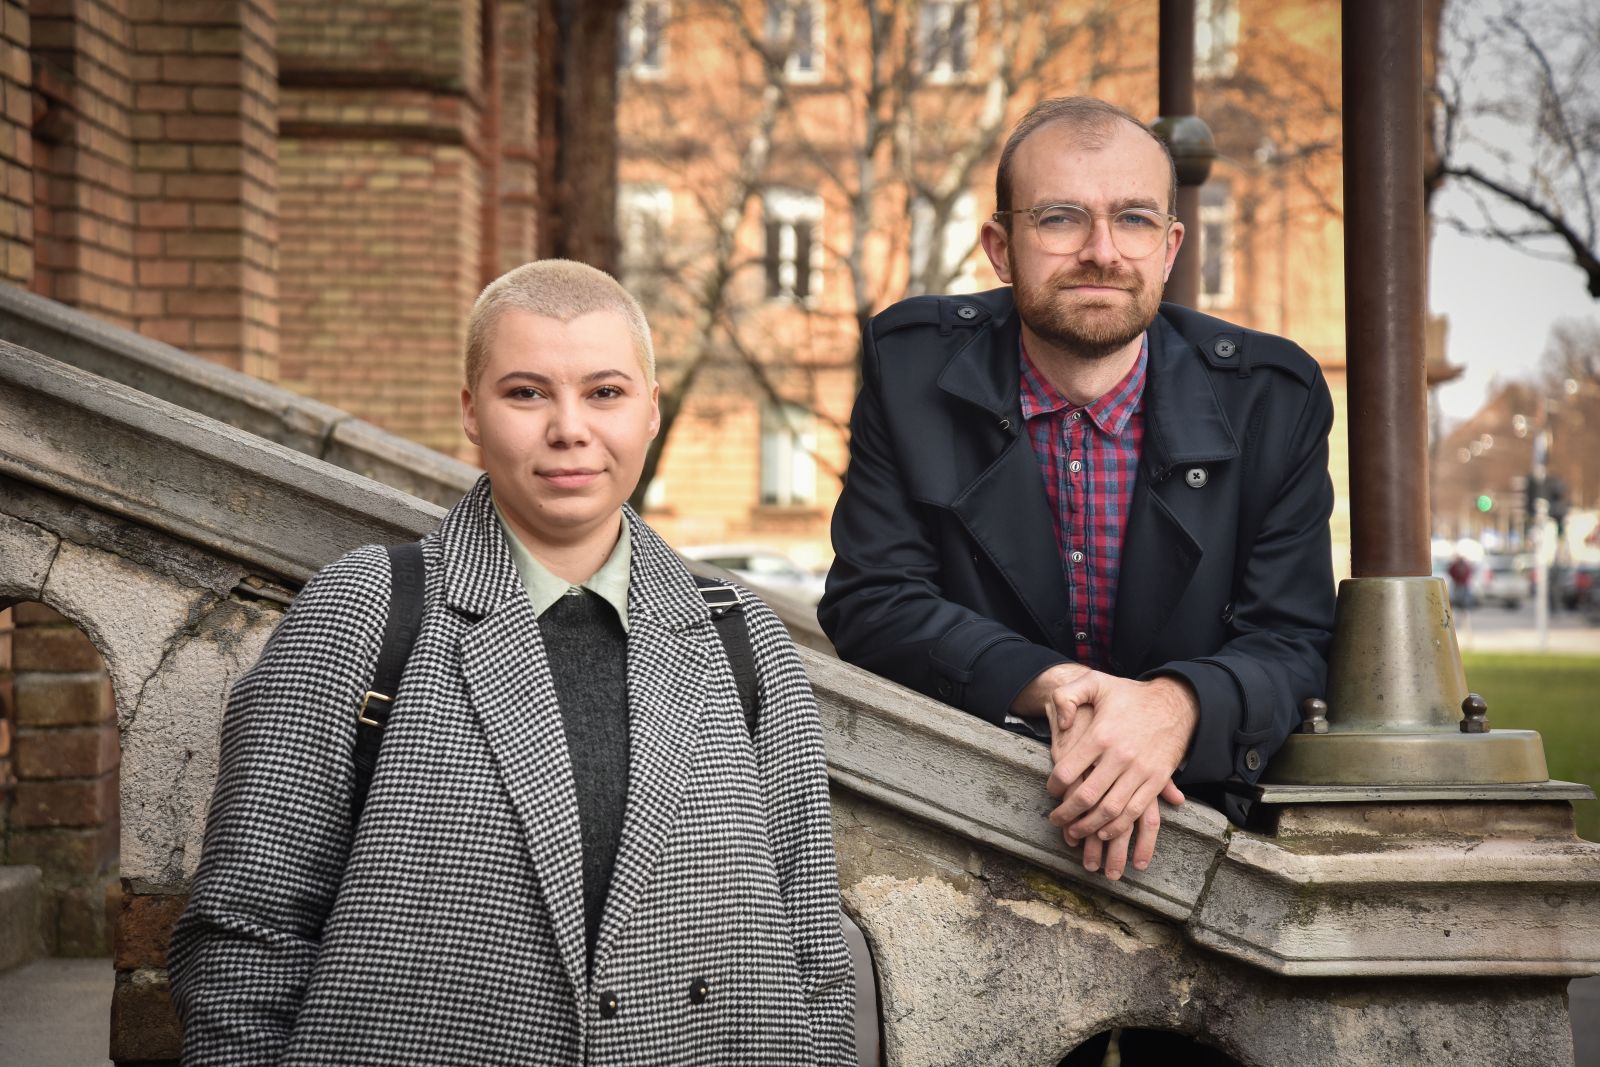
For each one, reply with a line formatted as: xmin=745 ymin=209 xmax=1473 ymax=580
xmin=1147 ymin=675 xmax=1201 ymax=741
xmin=1009 ymin=661 xmax=1090 ymax=716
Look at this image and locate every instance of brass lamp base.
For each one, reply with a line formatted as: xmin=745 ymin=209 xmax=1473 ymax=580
xmin=1262 ymin=575 xmax=1556 ymax=788
xmin=1266 ymin=729 xmax=1548 ymax=786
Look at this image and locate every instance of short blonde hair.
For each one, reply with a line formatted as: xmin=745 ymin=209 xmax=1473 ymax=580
xmin=464 ymin=259 xmax=656 ymax=388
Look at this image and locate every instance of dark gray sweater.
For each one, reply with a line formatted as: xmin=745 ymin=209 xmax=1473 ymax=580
xmin=538 ymin=590 xmax=630 ymax=964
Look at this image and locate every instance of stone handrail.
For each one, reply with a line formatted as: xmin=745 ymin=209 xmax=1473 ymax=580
xmin=3 ymin=343 xmax=1598 ymax=983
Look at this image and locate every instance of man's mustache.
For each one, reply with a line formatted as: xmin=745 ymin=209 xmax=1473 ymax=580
xmin=1051 ymin=267 xmax=1141 ymax=291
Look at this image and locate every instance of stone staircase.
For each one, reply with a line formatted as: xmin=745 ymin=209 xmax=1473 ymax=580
xmin=0 ymin=864 xmax=44 ymax=971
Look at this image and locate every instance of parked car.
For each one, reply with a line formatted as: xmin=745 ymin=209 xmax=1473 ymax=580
xmin=679 ymin=544 xmax=827 ymax=604
xmin=1479 ymin=554 xmax=1530 ymax=610
xmin=1557 ymin=562 xmax=1600 ymax=612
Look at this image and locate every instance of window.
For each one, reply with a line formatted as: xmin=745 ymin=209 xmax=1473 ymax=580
xmin=919 ymin=1 xmax=974 ymax=81
xmin=910 ymin=191 xmax=979 ymax=293
xmin=1195 ymin=0 xmax=1239 ymax=79
xmin=765 ymin=0 xmax=824 ymax=81
xmin=763 ymin=189 xmax=823 ymax=302
xmin=618 ymin=183 xmax=673 ymax=281
xmin=620 ymin=0 xmax=668 ymax=78
xmin=760 ymin=402 xmax=818 ymax=506
xmin=1198 ymin=181 xmax=1233 ymax=308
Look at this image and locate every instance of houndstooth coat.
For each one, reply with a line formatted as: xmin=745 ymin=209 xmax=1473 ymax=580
xmin=168 ymin=477 xmax=857 ymax=1065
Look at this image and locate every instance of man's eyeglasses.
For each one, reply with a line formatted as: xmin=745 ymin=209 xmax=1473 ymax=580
xmin=991 ymin=203 xmax=1176 ymax=259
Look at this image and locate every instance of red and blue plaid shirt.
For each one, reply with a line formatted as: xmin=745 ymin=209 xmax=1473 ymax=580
xmin=1018 ymin=336 xmax=1148 ymax=669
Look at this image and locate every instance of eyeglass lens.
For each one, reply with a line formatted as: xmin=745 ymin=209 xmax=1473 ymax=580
xmin=1033 ymin=205 xmax=1168 ymax=258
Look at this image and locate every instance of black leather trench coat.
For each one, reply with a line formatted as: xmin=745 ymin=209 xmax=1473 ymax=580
xmin=819 ymin=287 xmax=1336 ymax=796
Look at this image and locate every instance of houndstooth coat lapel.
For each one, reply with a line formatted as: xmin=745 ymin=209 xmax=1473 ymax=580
xmin=591 ymin=509 xmax=716 ymax=974
xmin=433 ymin=482 xmax=729 ymax=997
xmin=437 ymin=483 xmax=591 ymax=999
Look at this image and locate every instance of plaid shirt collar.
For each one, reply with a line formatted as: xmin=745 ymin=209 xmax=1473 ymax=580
xmin=1018 ymin=334 xmax=1148 ymax=437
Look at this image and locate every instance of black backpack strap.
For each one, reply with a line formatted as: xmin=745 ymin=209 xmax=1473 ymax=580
xmin=353 ymin=542 xmax=426 ymax=824
xmin=694 ymin=576 xmax=758 ymax=739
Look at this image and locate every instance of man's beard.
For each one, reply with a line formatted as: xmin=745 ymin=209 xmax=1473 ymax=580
xmin=1011 ymin=256 xmax=1162 ymax=361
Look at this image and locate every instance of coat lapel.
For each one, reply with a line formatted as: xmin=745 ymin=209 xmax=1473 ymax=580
xmin=440 ymin=478 xmax=590 ymax=1000
xmin=592 ymin=514 xmax=712 ymax=973
xmin=938 ymin=309 xmax=1073 ymax=642
xmin=1110 ymin=314 xmax=1239 ymax=672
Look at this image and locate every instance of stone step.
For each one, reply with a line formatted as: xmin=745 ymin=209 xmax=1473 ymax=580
xmin=0 ymin=865 xmax=45 ymax=972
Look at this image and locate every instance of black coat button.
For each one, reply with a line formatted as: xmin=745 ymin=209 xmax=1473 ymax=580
xmin=689 ymin=977 xmax=710 ymax=1004
xmin=935 ymin=678 xmax=953 ymax=699
xmin=1221 ymin=602 xmax=1235 ymax=624
xmin=1244 ymin=748 xmax=1262 ymax=772
xmin=956 ymin=304 xmax=979 ymax=320
xmin=599 ymin=991 xmax=619 ymax=1019
xmin=1214 ymin=338 xmax=1237 ymax=359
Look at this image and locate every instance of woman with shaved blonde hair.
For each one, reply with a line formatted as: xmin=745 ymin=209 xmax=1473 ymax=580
xmin=170 ymin=260 xmax=857 ymax=1066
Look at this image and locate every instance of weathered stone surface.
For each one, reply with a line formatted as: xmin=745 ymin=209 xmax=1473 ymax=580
xmin=119 ymin=596 xmax=279 ymax=886
xmin=40 ymin=538 xmax=213 ymax=734
xmin=0 ymin=510 xmax=57 ymax=603
xmin=810 ymin=648 xmax=1231 ymax=922
xmin=0 ymin=865 xmax=45 ymax=970
xmin=1190 ymin=802 xmax=1600 ymax=977
xmin=834 ymin=790 xmax=1577 ymax=1067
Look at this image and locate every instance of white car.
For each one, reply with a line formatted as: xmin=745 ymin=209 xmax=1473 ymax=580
xmin=1479 ymin=554 xmax=1530 ymax=610
xmin=679 ymin=545 xmax=827 ymax=605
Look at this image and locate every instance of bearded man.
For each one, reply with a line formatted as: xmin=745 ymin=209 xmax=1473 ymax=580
xmin=819 ymin=97 xmax=1336 ymax=883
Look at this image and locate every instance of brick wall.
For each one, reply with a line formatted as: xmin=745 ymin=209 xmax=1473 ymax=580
xmin=29 ymin=0 xmax=137 ymax=324
xmin=2 ymin=602 xmax=119 ymax=958
xmin=0 ymin=2 xmax=31 ymax=284
xmin=276 ymin=0 xmax=494 ymax=459
xmin=127 ymin=0 xmax=278 ymax=378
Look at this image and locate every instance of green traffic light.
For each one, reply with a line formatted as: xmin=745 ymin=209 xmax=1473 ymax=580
xmin=1476 ymin=494 xmax=1494 ymax=513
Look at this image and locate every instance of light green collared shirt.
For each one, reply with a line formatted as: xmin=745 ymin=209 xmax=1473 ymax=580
xmin=493 ymin=500 xmax=632 ymax=633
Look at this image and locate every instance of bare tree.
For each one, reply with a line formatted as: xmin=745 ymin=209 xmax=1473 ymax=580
xmin=1431 ymin=0 xmax=1600 ymax=297
xmin=617 ymin=0 xmax=1145 ymax=507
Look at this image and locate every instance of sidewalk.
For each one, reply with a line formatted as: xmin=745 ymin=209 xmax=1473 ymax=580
xmin=0 ymin=958 xmax=112 ymax=1067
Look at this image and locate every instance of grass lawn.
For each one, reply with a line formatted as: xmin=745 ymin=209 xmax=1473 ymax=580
xmin=1461 ymin=652 xmax=1600 ymax=841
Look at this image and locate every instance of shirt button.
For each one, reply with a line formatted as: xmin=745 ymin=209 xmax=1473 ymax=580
xmin=1068 ymin=459 xmax=1083 ymax=473
xmin=1070 ymin=411 xmax=1084 ymax=421
xmin=1070 ymin=550 xmax=1085 ymax=564
xmin=1075 ymin=631 xmax=1089 ymax=642
xmin=599 ymin=991 xmax=620 ymax=1019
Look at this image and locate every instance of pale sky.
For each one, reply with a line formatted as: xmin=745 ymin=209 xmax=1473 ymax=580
xmin=1428 ymin=217 xmax=1598 ymax=423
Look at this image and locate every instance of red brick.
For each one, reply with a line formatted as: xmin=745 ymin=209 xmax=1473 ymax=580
xmin=134 ymin=84 xmax=189 ymax=111
xmin=5 ymin=823 xmax=119 ymax=876
xmin=13 ymin=627 xmax=104 ymax=671
xmin=136 ymin=258 xmax=191 ymax=286
xmin=14 ymin=724 xmax=120 ymax=779
xmin=111 ymin=968 xmax=180 ymax=1064
xmin=132 ymin=23 xmax=187 ymax=53
xmin=12 ymin=602 xmax=66 ymax=626
xmin=136 ymin=201 xmax=191 ymax=229
xmin=139 ymin=318 xmax=194 ymax=346
xmin=115 ymin=888 xmax=187 ymax=970
xmin=161 ymin=55 xmax=242 ymax=85
xmin=11 ymin=773 xmax=118 ymax=828
xmin=164 ymin=114 xmax=243 ymax=142
xmin=13 ymin=671 xmax=113 ymax=728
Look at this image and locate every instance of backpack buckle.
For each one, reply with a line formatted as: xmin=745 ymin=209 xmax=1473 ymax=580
xmin=358 ymin=690 xmax=393 ymax=727
xmin=698 ymin=585 xmax=739 ymax=616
